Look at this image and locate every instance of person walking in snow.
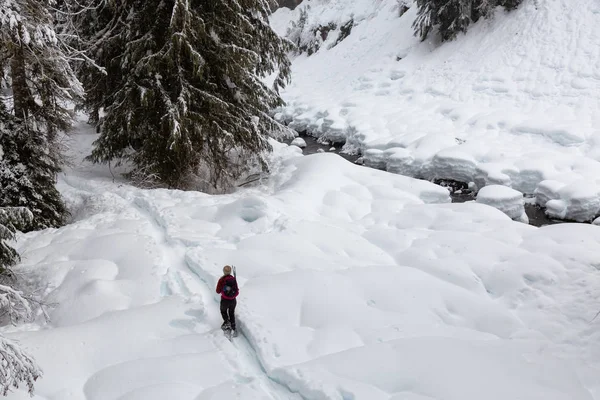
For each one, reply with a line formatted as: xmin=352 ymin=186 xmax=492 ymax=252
xmin=216 ymin=265 xmax=239 ymax=336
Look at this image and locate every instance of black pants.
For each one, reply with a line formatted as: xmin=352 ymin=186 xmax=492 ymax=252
xmin=220 ymin=298 xmax=236 ymax=329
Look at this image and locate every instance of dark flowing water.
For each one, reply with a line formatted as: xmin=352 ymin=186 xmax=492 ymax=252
xmin=288 ymin=133 xmax=562 ymax=227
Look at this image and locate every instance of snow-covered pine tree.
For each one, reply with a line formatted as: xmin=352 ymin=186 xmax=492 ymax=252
xmin=0 ymin=0 xmax=83 ymax=140
xmin=0 ymin=279 xmax=42 ymax=395
xmin=413 ymin=0 xmax=475 ymax=42
xmin=0 ymin=168 xmax=43 ymax=397
xmin=0 ymin=183 xmax=43 ymax=397
xmin=0 ymin=329 xmax=41 ymax=396
xmin=85 ymin=0 xmax=292 ymax=191
xmin=497 ymin=0 xmax=522 ymax=10
xmin=413 ymin=0 xmax=523 ymax=42
xmin=0 ymin=206 xmax=31 ymax=275
xmin=62 ymin=0 xmax=122 ymax=126
xmin=0 ymin=102 xmax=68 ymax=231
xmin=0 ymin=203 xmax=42 ymax=396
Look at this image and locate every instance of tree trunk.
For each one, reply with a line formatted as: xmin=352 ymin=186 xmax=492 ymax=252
xmin=10 ymin=43 xmax=30 ymax=121
xmin=40 ymin=80 xmax=56 ymax=142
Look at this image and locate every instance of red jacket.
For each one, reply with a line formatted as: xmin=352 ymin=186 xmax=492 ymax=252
xmin=216 ymin=275 xmax=239 ymax=300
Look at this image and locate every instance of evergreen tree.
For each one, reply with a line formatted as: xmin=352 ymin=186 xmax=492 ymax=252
xmin=0 ymin=205 xmax=43 ymax=396
xmin=0 ymin=206 xmax=31 ymax=276
xmin=0 ymin=0 xmax=80 ymax=231
xmin=413 ymin=0 xmax=475 ymax=42
xmin=0 ymin=218 xmax=43 ymax=395
xmin=62 ymin=0 xmax=122 ymax=125
xmin=84 ymin=0 xmax=292 ymax=191
xmin=498 ymin=0 xmax=522 ymax=10
xmin=0 ymin=278 xmax=42 ymax=395
xmin=413 ymin=0 xmax=523 ymax=42
xmin=0 ymin=188 xmax=42 ymax=398
xmin=0 ymin=103 xmax=67 ymax=231
xmin=0 ymin=0 xmax=83 ymax=139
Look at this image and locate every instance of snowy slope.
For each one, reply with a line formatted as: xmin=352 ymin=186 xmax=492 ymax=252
xmin=271 ymin=0 xmax=600 ymax=221
xmin=5 ymin=119 xmax=600 ymax=399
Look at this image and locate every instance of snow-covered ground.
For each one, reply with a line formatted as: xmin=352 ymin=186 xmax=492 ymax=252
xmin=271 ymin=0 xmax=600 ymax=222
xmin=5 ymin=119 xmax=600 ymax=399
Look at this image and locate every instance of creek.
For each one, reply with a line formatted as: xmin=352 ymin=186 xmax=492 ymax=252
xmin=289 ymin=133 xmax=563 ymax=227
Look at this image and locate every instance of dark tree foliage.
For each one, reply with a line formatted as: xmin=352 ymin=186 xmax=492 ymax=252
xmin=0 ymin=206 xmax=31 ymax=275
xmin=0 ymin=0 xmax=82 ymax=141
xmin=0 ymin=103 xmax=68 ymax=231
xmin=81 ymin=0 xmax=292 ymax=191
xmin=62 ymin=0 xmax=123 ymax=126
xmin=413 ymin=0 xmax=523 ymax=42
xmin=498 ymin=0 xmax=522 ymax=10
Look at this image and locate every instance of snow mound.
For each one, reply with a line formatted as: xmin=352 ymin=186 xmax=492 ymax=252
xmin=545 ymin=181 xmax=600 ymax=222
xmin=476 ymin=184 xmax=528 ymax=223
xmin=290 ymin=137 xmax=307 ymax=148
xmin=271 ymin=0 xmax=600 ymax=221
xmin=535 ymin=180 xmax=566 ymax=207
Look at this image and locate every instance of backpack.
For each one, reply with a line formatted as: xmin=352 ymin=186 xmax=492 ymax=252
xmin=222 ymin=275 xmax=237 ymax=297
xmin=222 ymin=266 xmax=237 ymax=297
xmin=223 ymin=282 xmax=235 ymax=297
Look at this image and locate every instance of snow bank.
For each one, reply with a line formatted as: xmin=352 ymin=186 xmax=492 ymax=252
xmin=271 ymin=0 xmax=600 ymax=221
xmin=476 ymin=184 xmax=528 ymax=223
xmin=545 ymin=181 xmax=600 ymax=222
xmin=290 ymin=137 xmax=307 ymax=148
xmin=8 ymin=129 xmax=600 ymax=399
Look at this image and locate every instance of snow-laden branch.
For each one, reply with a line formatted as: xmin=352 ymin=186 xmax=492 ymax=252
xmin=0 ymin=335 xmax=41 ymax=396
xmin=0 ymin=283 xmax=43 ymax=396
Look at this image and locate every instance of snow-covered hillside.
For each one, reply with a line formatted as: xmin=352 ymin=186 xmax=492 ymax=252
xmin=271 ymin=0 xmax=600 ymax=221
xmin=5 ymin=117 xmax=600 ymax=399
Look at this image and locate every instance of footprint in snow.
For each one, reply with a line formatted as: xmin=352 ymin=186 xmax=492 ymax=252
xmin=389 ymin=70 xmax=406 ymax=80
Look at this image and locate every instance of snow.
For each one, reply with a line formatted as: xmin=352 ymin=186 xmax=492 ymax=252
xmin=270 ymin=0 xmax=600 ymax=222
xmin=5 ymin=0 xmax=600 ymax=396
xmin=5 ymin=119 xmax=600 ymax=399
xmin=291 ymin=137 xmax=307 ymax=148
xmin=545 ymin=181 xmax=600 ymax=222
xmin=476 ymin=184 xmax=528 ymax=223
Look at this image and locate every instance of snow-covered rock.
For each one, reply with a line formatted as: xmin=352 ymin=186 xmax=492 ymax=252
xmin=476 ymin=185 xmax=528 ymax=223
xmin=290 ymin=137 xmax=307 ymax=148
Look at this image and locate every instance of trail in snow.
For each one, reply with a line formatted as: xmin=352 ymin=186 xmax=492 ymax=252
xmin=129 ymin=194 xmax=304 ymax=400
xmin=6 ymin=118 xmax=303 ymax=400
